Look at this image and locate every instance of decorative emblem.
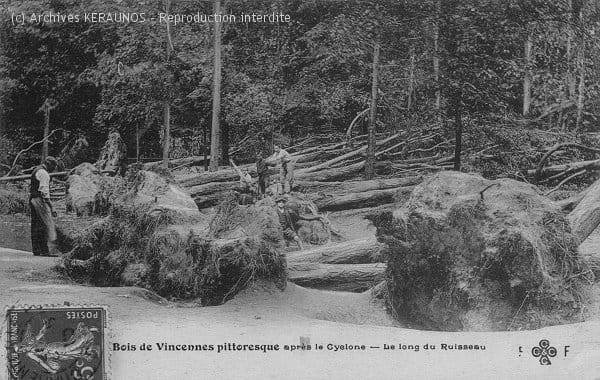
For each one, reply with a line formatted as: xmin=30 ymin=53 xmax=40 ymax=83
xmin=531 ymin=339 xmax=557 ymax=365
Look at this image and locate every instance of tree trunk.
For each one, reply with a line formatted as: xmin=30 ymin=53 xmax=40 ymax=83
xmin=209 ymin=0 xmax=222 ymax=172
xmin=568 ymin=176 xmax=600 ymax=244
xmin=187 ymin=178 xmax=420 ymax=201
xmin=178 ymin=163 xmax=256 ymax=187
xmin=294 ymin=176 xmax=422 ymax=194
xmin=144 ymin=156 xmax=208 ymax=170
xmin=0 ymin=106 xmax=5 ymax=137
xmin=286 ymin=238 xmax=383 ymax=266
xmin=566 ymin=0 xmax=577 ymax=99
xmin=433 ymin=0 xmax=441 ymax=113
xmin=179 ymin=159 xmax=367 ymax=188
xmin=136 ymin=125 xmax=140 ymax=162
xmin=407 ymin=45 xmax=416 ymax=112
xmin=301 ymin=161 xmax=365 ymax=182
xmin=203 ymin=121 xmax=209 ymax=171
xmin=452 ymin=98 xmax=462 ymax=171
xmin=574 ymin=54 xmax=585 ymax=131
xmin=310 ymin=187 xmax=413 ymax=212
xmin=287 ymin=263 xmax=386 ymax=292
xmin=162 ymin=0 xmax=173 ymax=169
xmin=364 ymin=41 xmax=380 ymax=180
xmin=523 ymin=31 xmax=533 ymax=116
xmin=575 ymin=5 xmax=586 ymax=131
xmin=293 ymin=148 xmax=347 ymax=165
xmin=526 ymin=158 xmax=600 ymax=177
xmin=188 ymin=181 xmax=241 ymax=197
xmin=221 ymin=120 xmax=229 ymax=163
xmin=41 ymin=106 xmax=50 ymax=162
xmin=162 ymin=101 xmax=170 ymax=168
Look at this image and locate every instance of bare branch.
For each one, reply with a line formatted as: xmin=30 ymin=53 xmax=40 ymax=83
xmin=4 ymin=129 xmax=63 ymax=177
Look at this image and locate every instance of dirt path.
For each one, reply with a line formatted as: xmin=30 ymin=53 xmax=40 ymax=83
xmin=1 ymin=247 xmax=600 ymax=379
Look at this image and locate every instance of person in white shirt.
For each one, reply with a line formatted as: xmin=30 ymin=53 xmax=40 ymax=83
xmin=29 ymin=156 xmax=58 ymax=256
xmin=267 ymin=145 xmax=294 ymax=194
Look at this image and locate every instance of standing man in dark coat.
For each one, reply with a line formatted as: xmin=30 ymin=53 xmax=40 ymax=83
xmin=30 ymin=156 xmax=58 ymax=256
xmin=256 ymin=152 xmax=269 ymax=198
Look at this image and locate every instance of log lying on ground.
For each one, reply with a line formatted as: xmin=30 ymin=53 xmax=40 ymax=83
xmin=298 ymin=161 xmax=365 ymax=182
xmin=525 ymin=158 xmax=600 ymax=177
xmin=295 ymin=176 xmax=421 ymax=194
xmin=311 ymin=187 xmax=413 ymax=211
xmin=286 ymin=238 xmax=383 ymax=267
xmin=293 ymin=148 xmax=348 ymax=164
xmin=535 ymin=143 xmax=600 ymax=179
xmin=287 ymin=263 xmax=386 ymax=292
xmin=177 ymin=165 xmax=279 ymax=187
xmin=144 ymin=156 xmax=207 ymax=170
xmin=188 ymin=181 xmax=241 ymax=197
xmin=177 ymin=166 xmax=250 ymax=187
xmin=567 ymin=177 xmax=600 ymax=243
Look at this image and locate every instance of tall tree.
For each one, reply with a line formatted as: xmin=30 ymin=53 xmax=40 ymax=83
xmin=364 ymin=40 xmax=380 ymax=180
xmin=523 ymin=30 xmax=533 ymax=116
xmin=162 ymin=0 xmax=173 ymax=169
xmin=39 ymin=98 xmax=57 ymax=162
xmin=209 ymin=0 xmax=223 ymax=172
xmin=433 ymin=0 xmax=441 ymax=114
xmin=575 ymin=0 xmax=587 ymax=131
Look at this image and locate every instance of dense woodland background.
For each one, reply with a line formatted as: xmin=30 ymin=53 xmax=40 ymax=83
xmin=2 ymin=0 xmax=600 ymax=181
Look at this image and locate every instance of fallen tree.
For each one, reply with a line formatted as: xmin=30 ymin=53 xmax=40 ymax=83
xmin=188 ymin=181 xmax=241 ymax=197
xmin=567 ymin=177 xmax=600 ymax=244
xmin=535 ymin=143 xmax=600 ymax=180
xmin=177 ymin=164 xmax=256 ymax=187
xmin=298 ymin=161 xmax=365 ymax=182
xmin=286 ymin=238 xmax=383 ymax=266
xmin=143 ymin=156 xmax=207 ymax=170
xmin=526 ymin=158 xmax=600 ymax=178
xmin=287 ymin=263 xmax=386 ymax=292
xmin=295 ymin=176 xmax=422 ymax=194
xmin=310 ymin=187 xmax=413 ymax=211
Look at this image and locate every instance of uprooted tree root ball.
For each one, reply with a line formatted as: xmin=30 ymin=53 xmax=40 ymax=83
xmin=58 ymin=204 xmax=286 ymax=305
xmin=57 ymin=170 xmax=286 ymax=306
xmin=370 ymin=171 xmax=594 ymax=331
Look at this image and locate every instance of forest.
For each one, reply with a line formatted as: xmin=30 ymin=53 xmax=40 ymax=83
xmin=2 ymin=0 xmax=600 ymax=332
xmin=1 ymin=0 xmax=599 ymax=178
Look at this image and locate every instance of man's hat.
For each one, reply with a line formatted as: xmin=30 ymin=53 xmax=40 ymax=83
xmin=44 ymin=156 xmax=58 ymax=169
xmin=275 ymin=195 xmax=287 ymax=203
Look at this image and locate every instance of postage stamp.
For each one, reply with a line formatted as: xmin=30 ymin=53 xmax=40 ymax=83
xmin=5 ymin=305 xmax=108 ymax=380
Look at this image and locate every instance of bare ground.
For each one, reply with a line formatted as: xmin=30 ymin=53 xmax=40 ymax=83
xmin=1 ymin=212 xmax=600 ymax=378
